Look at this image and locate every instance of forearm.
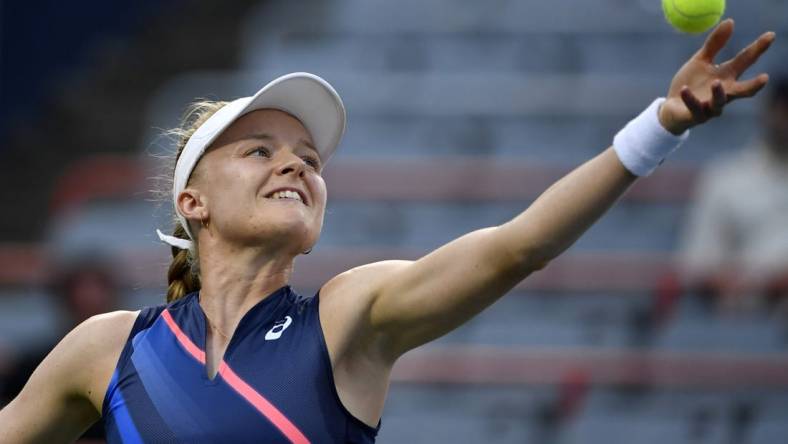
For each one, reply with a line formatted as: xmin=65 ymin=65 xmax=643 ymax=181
xmin=500 ymin=147 xmax=637 ymax=269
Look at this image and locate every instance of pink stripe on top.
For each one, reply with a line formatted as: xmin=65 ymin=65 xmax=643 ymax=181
xmin=161 ymin=309 xmax=206 ymax=363
xmin=160 ymin=309 xmax=310 ymax=444
xmin=219 ymin=362 xmax=310 ymax=444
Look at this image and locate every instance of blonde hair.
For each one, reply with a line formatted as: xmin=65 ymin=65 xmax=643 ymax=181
xmin=162 ymin=100 xmax=228 ymax=302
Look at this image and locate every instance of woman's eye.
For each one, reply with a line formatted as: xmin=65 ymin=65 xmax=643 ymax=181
xmin=249 ymin=147 xmax=271 ymax=157
xmin=303 ymin=157 xmax=321 ymax=169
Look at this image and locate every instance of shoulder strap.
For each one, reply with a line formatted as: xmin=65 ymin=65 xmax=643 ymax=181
xmin=115 ymin=305 xmax=166 ymax=370
xmin=133 ymin=305 xmax=166 ymax=335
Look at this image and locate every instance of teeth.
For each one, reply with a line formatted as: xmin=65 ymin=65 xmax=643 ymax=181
xmin=271 ymin=190 xmax=302 ymax=202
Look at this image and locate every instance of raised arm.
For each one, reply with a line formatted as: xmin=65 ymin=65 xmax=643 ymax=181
xmin=331 ymin=19 xmax=775 ymax=361
xmin=0 ymin=311 xmax=136 ymax=444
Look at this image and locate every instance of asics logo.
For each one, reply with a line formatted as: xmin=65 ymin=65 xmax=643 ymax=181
xmin=265 ymin=316 xmax=293 ymax=341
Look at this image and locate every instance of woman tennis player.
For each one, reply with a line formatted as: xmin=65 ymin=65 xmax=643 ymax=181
xmin=0 ymin=20 xmax=775 ymax=443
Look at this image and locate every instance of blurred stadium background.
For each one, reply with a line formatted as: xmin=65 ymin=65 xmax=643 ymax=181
xmin=1 ymin=0 xmax=787 ymax=443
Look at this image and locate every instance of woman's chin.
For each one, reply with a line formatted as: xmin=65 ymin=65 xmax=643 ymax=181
xmin=252 ymin=215 xmax=317 ymax=243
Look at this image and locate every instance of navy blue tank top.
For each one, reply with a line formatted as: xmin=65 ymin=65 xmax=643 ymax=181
xmin=102 ymin=285 xmax=380 ymax=443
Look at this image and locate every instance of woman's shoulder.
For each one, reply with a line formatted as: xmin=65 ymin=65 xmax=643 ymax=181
xmin=78 ymin=310 xmax=141 ymax=346
xmin=16 ymin=310 xmax=142 ymax=416
xmin=317 ymin=261 xmax=412 ymax=351
xmin=70 ymin=311 xmax=141 ymax=382
xmin=318 ymin=260 xmax=413 ymax=322
xmin=321 ymin=260 xmax=412 ymax=300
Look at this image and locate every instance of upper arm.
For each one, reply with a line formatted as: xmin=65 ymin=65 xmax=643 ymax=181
xmin=0 ymin=311 xmax=137 ymax=444
xmin=368 ymin=226 xmax=532 ymax=357
xmin=323 ymin=226 xmax=534 ymax=363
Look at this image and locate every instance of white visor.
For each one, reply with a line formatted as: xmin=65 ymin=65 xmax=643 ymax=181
xmin=157 ymin=72 xmax=346 ymax=250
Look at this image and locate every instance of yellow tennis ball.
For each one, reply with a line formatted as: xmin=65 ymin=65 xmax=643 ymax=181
xmin=662 ymin=0 xmax=726 ymax=34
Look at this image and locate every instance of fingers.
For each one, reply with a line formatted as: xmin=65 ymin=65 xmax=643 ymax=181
xmin=696 ymin=19 xmax=734 ymax=63
xmin=680 ymin=80 xmax=727 ymax=122
xmin=728 ymin=73 xmax=770 ymax=101
xmin=724 ymin=31 xmax=776 ymax=77
xmin=709 ymin=80 xmax=726 ymax=116
xmin=681 ymin=86 xmax=705 ymax=119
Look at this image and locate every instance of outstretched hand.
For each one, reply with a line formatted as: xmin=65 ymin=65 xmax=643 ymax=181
xmin=658 ymin=19 xmax=776 ymax=135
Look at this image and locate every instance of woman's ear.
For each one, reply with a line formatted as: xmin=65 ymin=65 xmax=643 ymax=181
xmin=177 ymin=188 xmax=208 ymax=225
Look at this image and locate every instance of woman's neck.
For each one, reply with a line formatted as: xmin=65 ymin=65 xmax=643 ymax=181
xmin=196 ymin=239 xmax=296 ymax=334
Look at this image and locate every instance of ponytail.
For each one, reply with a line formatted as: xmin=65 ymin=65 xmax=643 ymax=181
xmin=165 ymin=223 xmax=201 ymax=303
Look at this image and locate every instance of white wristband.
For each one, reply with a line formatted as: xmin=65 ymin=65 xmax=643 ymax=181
xmin=613 ymin=98 xmax=689 ymax=177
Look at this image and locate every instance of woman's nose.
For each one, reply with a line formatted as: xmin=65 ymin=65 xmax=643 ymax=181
xmin=275 ymin=155 xmax=306 ymax=177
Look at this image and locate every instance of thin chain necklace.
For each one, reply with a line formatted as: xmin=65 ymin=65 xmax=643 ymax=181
xmin=203 ymin=309 xmax=232 ymax=341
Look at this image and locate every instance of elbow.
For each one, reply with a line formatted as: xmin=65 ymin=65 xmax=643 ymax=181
xmin=527 ymin=255 xmax=552 ymax=272
xmin=503 ymin=240 xmax=555 ymax=274
xmin=519 ymin=246 xmax=554 ymax=272
xmin=494 ymin=224 xmax=557 ymax=273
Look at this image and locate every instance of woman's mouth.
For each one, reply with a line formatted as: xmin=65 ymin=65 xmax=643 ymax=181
xmin=265 ymin=189 xmax=306 ymax=205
